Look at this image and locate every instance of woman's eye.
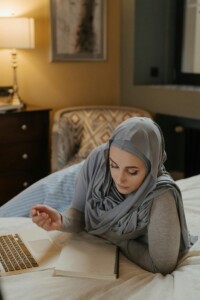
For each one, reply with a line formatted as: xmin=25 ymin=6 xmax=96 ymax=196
xmin=128 ymin=170 xmax=138 ymax=176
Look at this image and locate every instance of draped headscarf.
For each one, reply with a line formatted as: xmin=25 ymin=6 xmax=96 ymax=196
xmin=82 ymin=117 xmax=190 ymax=252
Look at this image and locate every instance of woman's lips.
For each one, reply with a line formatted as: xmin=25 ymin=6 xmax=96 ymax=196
xmin=117 ymin=184 xmax=129 ymax=190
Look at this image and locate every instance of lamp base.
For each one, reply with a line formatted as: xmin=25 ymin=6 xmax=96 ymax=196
xmin=10 ymin=50 xmax=25 ymax=108
xmin=10 ymin=90 xmax=24 ymax=107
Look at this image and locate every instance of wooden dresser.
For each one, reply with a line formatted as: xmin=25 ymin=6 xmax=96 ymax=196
xmin=0 ymin=105 xmax=51 ymax=205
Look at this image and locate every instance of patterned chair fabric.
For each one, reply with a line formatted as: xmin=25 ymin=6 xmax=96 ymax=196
xmin=51 ymin=105 xmax=152 ymax=172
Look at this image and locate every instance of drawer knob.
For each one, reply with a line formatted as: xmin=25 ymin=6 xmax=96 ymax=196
xmin=174 ymin=126 xmax=184 ymax=133
xmin=22 ymin=153 xmax=28 ymax=160
xmin=21 ymin=124 xmax=27 ymax=130
xmin=23 ymin=182 xmax=29 ymax=188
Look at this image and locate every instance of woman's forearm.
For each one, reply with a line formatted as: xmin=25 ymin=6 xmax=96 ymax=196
xmin=118 ymin=239 xmax=157 ymax=272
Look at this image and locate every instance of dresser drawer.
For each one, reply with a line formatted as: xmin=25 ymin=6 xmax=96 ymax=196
xmin=0 ymin=111 xmax=48 ymax=143
xmin=0 ymin=106 xmax=51 ymax=204
xmin=0 ymin=170 xmax=48 ymax=206
xmin=0 ymin=141 xmax=48 ymax=171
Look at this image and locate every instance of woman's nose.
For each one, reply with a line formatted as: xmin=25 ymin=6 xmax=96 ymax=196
xmin=116 ymin=170 xmax=125 ymax=184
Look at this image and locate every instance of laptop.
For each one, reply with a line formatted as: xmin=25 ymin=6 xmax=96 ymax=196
xmin=0 ymin=226 xmax=60 ymax=276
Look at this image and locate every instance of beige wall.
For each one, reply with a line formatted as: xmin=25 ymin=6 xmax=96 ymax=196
xmin=121 ymin=0 xmax=200 ymax=120
xmin=0 ymin=0 xmax=120 ymax=113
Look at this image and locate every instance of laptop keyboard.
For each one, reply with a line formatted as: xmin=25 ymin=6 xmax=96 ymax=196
xmin=0 ymin=234 xmax=39 ymax=272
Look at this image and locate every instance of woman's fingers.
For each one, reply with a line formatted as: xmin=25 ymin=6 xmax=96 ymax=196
xmin=32 ymin=212 xmax=48 ymax=226
xmin=31 ymin=205 xmax=50 ymax=215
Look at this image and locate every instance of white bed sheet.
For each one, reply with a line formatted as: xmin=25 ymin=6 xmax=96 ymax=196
xmin=0 ymin=175 xmax=200 ymax=300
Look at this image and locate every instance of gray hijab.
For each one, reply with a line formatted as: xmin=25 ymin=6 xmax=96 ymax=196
xmin=84 ymin=117 xmax=190 ymax=252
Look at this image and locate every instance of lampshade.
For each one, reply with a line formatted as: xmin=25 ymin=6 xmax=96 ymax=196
xmin=0 ymin=17 xmax=35 ymax=49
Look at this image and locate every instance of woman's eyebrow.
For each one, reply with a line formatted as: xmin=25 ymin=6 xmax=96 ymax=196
xmin=109 ymin=157 xmax=118 ymax=165
xmin=109 ymin=157 xmax=139 ymax=169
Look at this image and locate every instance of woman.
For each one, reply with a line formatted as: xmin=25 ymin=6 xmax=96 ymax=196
xmin=31 ymin=117 xmax=190 ymax=275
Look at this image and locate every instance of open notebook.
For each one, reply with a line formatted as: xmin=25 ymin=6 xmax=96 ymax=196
xmin=54 ymin=232 xmax=119 ymax=280
xmin=0 ymin=226 xmax=60 ymax=276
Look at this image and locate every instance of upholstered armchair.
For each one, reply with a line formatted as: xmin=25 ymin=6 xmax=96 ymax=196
xmin=51 ymin=105 xmax=152 ymax=172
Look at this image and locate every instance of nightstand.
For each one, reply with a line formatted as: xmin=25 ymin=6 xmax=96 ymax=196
xmin=0 ymin=105 xmax=51 ymax=205
xmin=155 ymin=113 xmax=200 ymax=179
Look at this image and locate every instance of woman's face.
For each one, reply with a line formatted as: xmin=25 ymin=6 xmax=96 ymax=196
xmin=109 ymin=145 xmax=147 ymax=195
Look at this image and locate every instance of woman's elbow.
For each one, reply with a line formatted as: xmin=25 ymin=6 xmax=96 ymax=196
xmin=152 ymin=259 xmax=177 ymax=275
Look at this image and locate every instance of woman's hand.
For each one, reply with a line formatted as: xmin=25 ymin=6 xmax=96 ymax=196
xmin=30 ymin=205 xmax=62 ymax=231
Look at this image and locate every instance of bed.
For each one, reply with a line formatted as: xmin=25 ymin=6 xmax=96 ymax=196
xmin=0 ymin=172 xmax=200 ymax=300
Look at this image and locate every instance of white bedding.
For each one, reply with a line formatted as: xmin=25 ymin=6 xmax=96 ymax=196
xmin=1 ymin=175 xmax=200 ymax=300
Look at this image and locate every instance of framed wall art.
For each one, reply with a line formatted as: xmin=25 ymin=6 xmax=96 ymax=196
xmin=50 ymin=0 xmax=107 ymax=61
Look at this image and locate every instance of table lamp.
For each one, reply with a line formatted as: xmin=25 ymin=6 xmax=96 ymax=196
xmin=0 ymin=17 xmax=35 ymax=106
